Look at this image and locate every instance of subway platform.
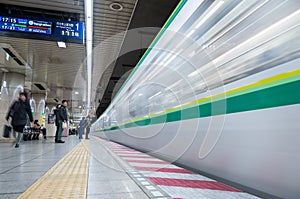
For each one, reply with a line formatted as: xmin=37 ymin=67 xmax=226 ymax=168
xmin=0 ymin=134 xmax=260 ymax=199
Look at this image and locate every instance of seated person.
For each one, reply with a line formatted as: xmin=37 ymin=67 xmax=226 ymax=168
xmin=33 ymin=120 xmax=41 ymax=140
xmin=41 ymin=124 xmax=47 ymax=140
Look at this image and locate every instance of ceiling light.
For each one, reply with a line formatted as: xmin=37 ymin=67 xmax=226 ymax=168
xmin=5 ymin=53 xmax=10 ymax=61
xmin=109 ymin=2 xmax=123 ymax=11
xmin=2 ymin=81 xmax=7 ymax=87
xmin=75 ymin=91 xmax=79 ymax=95
xmin=57 ymin=41 xmax=66 ymax=48
xmin=195 ymin=0 xmax=224 ymax=29
xmin=186 ymin=29 xmax=195 ymax=37
xmin=1 ymin=68 xmax=9 ymax=72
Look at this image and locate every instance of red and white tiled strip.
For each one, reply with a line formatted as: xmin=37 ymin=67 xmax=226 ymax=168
xmin=99 ymin=139 xmax=260 ymax=199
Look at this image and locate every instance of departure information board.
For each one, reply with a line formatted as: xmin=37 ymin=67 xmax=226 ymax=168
xmin=0 ymin=16 xmax=52 ymax=34
xmin=54 ymin=21 xmax=84 ymax=41
xmin=0 ymin=15 xmax=84 ymax=44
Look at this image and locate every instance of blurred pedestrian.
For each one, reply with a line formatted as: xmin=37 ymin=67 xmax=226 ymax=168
xmin=78 ymin=117 xmax=85 ymax=139
xmin=6 ymin=92 xmax=33 ymax=148
xmin=54 ymin=104 xmax=61 ymax=142
xmin=85 ymin=116 xmax=91 ymax=139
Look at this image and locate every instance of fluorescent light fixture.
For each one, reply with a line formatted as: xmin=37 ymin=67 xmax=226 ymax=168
xmin=5 ymin=53 xmax=9 ymax=61
xmin=189 ymin=50 xmax=196 ymax=58
xmin=1 ymin=68 xmax=9 ymax=72
xmin=186 ymin=29 xmax=195 ymax=38
xmin=195 ymin=0 xmax=224 ymax=29
xmin=75 ymin=91 xmax=79 ymax=95
xmin=162 ymin=49 xmax=183 ymax=66
xmin=2 ymin=81 xmax=7 ymax=87
xmin=202 ymin=0 xmax=269 ymax=49
xmin=212 ymin=8 xmax=300 ymax=68
xmin=167 ymin=79 xmax=183 ymax=89
xmin=163 ymin=54 xmax=176 ymax=66
xmin=159 ymin=52 xmax=173 ymax=65
xmin=149 ymin=91 xmax=162 ymax=100
xmin=57 ymin=41 xmax=66 ymax=48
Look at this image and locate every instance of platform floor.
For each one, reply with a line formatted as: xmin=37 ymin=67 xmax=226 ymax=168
xmin=0 ymin=135 xmax=261 ymax=199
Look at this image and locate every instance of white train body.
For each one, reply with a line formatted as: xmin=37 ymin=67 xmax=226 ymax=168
xmin=92 ymin=1 xmax=300 ymax=198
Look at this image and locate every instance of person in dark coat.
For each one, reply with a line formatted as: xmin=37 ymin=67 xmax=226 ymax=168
xmin=57 ymin=100 xmax=68 ymax=143
xmin=6 ymin=92 xmax=33 ymax=148
xmin=54 ymin=104 xmax=61 ymax=142
xmin=85 ymin=115 xmax=91 ymax=139
xmin=78 ymin=117 xmax=85 ymax=139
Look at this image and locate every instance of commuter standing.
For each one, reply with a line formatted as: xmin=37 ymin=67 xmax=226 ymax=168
xmin=85 ymin=116 xmax=91 ymax=139
xmin=57 ymin=100 xmax=68 ymax=143
xmin=54 ymin=104 xmax=61 ymax=142
xmin=78 ymin=117 xmax=85 ymax=139
xmin=6 ymin=92 xmax=33 ymax=148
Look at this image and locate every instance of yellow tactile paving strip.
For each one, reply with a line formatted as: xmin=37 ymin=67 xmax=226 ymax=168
xmin=18 ymin=140 xmax=89 ymax=199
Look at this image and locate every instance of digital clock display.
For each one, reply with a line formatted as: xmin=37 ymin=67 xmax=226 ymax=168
xmin=0 ymin=16 xmax=52 ymax=34
xmin=0 ymin=15 xmax=84 ymax=44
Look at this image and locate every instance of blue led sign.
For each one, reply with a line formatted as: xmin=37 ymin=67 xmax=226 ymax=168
xmin=0 ymin=15 xmax=84 ymax=44
xmin=0 ymin=16 xmax=52 ymax=34
xmin=54 ymin=21 xmax=84 ymax=41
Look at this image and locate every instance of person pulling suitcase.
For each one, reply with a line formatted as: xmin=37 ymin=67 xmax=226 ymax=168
xmin=6 ymin=92 xmax=33 ymax=148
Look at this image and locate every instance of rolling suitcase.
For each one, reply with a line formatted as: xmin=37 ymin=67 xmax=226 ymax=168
xmin=3 ymin=125 xmax=11 ymax=138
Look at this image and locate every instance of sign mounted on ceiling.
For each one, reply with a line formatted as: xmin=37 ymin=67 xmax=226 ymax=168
xmin=0 ymin=16 xmax=52 ymax=34
xmin=0 ymin=15 xmax=84 ymax=44
xmin=54 ymin=20 xmax=84 ymax=41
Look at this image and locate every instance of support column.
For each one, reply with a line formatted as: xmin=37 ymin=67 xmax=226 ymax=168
xmin=31 ymin=93 xmax=46 ymax=125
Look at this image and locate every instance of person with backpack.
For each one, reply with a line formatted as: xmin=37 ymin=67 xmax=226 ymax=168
xmin=78 ymin=117 xmax=85 ymax=139
xmin=6 ymin=92 xmax=33 ymax=148
xmin=57 ymin=100 xmax=68 ymax=143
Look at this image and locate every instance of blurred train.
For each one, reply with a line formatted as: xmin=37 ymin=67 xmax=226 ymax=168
xmin=91 ymin=0 xmax=300 ymax=198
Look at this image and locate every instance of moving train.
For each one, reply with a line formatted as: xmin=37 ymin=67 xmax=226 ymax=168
xmin=91 ymin=0 xmax=300 ymax=198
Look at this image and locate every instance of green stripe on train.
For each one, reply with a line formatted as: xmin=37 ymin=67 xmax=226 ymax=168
xmin=103 ymin=79 xmax=300 ymax=131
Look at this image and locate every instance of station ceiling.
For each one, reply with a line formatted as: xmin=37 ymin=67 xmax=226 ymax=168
xmin=0 ymin=0 xmax=180 ymax=118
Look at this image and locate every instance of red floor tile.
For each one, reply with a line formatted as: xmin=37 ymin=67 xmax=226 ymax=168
xmin=147 ymin=177 xmax=241 ymax=192
xmin=134 ymin=166 xmax=194 ymax=174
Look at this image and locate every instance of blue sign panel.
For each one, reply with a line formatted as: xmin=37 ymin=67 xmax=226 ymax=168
xmin=54 ymin=21 xmax=84 ymax=41
xmin=48 ymin=114 xmax=55 ymax=124
xmin=0 ymin=16 xmax=52 ymax=34
xmin=0 ymin=15 xmax=84 ymax=44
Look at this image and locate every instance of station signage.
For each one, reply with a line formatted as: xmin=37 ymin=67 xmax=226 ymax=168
xmin=0 ymin=16 xmax=52 ymax=34
xmin=54 ymin=20 xmax=84 ymax=41
xmin=0 ymin=15 xmax=84 ymax=44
